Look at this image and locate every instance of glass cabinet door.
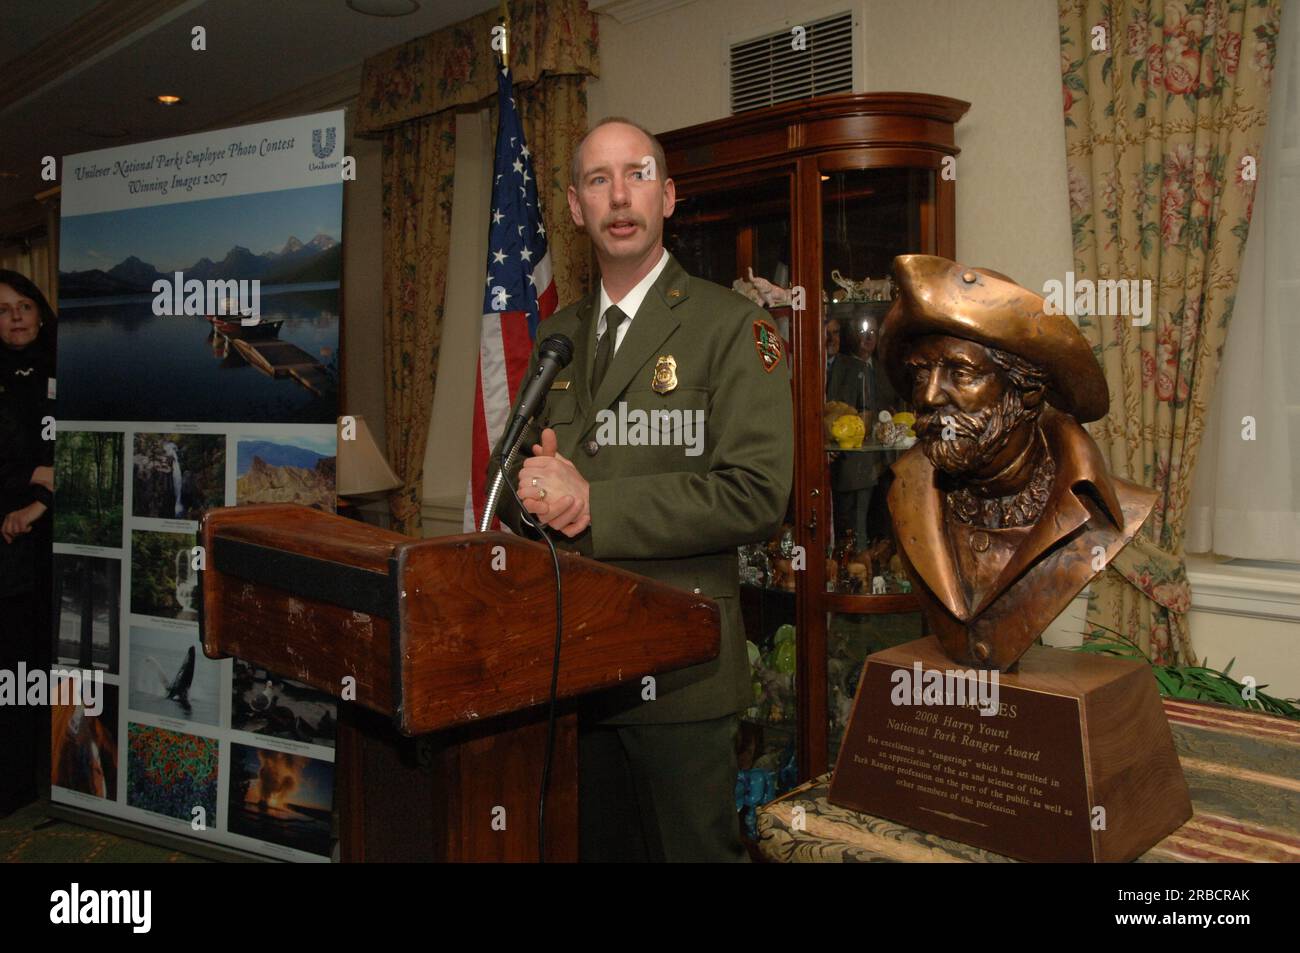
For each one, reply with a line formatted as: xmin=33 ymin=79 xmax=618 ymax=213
xmin=665 ymin=172 xmax=803 ymax=822
xmin=818 ymin=165 xmax=935 ymax=763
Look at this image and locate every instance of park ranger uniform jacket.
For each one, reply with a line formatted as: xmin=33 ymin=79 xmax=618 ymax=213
xmin=492 ymin=253 xmax=793 ymax=725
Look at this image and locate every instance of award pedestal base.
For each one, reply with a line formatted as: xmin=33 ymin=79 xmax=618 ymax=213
xmin=828 ymin=636 xmax=1192 ymax=862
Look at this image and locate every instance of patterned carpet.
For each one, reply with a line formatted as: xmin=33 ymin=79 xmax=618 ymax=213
xmin=0 ymin=800 xmax=210 ymax=863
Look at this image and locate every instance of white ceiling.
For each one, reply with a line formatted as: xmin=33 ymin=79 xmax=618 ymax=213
xmin=0 ymin=0 xmax=497 ymax=229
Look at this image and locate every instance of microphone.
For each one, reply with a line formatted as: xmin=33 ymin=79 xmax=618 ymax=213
xmin=498 ymin=334 xmax=574 ymax=458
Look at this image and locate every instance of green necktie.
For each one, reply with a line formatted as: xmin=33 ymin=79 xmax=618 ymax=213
xmin=592 ymin=305 xmax=628 ymax=395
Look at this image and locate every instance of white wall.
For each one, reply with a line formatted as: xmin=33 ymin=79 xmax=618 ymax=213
xmin=587 ymin=0 xmax=1075 ymax=289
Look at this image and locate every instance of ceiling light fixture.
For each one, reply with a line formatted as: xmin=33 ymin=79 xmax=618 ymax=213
xmin=346 ymin=0 xmax=420 ymax=16
xmin=155 ymin=94 xmax=183 ymax=106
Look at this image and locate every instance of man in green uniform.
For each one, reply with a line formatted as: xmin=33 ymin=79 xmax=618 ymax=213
xmin=489 ymin=117 xmax=793 ymax=861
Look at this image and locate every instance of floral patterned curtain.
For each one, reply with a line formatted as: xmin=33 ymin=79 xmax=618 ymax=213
xmin=514 ymin=76 xmax=594 ymax=304
xmin=381 ymin=113 xmax=457 ymax=535
xmin=1059 ymin=0 xmax=1281 ymax=663
xmin=361 ymin=0 xmax=599 ymax=534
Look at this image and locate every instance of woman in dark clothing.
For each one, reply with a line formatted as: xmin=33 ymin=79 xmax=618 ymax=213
xmin=0 ymin=269 xmax=56 ymax=816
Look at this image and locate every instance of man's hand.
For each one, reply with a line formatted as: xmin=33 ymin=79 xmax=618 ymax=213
xmin=30 ymin=465 xmax=54 ymax=493
xmin=517 ymin=428 xmax=591 ymax=538
xmin=2 ymin=501 xmax=47 ymax=544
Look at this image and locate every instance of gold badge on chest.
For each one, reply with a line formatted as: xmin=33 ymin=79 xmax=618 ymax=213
xmin=651 ymin=355 xmax=678 ymax=394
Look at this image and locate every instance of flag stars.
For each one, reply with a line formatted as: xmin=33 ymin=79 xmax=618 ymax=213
xmin=492 ymin=248 xmax=507 ymax=264
xmin=520 ymin=247 xmax=533 ymax=262
xmin=521 ymin=144 xmax=530 ymax=159
xmin=492 ymin=208 xmax=504 ymax=224
xmin=537 ymin=222 xmax=546 ymax=237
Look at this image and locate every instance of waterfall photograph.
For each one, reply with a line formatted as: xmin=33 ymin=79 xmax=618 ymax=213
xmin=132 ymin=432 xmax=226 ymax=521
xmin=129 ymin=529 xmax=199 ymax=621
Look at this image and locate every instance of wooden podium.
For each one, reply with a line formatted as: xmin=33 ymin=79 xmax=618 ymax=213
xmin=198 ymin=504 xmax=721 ymax=862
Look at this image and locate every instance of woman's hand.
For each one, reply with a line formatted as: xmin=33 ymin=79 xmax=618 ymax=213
xmin=30 ymin=465 xmax=54 ymax=493
xmin=2 ymin=500 xmax=47 ymax=544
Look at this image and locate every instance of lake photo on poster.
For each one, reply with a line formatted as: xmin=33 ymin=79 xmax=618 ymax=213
xmin=56 ymin=284 xmax=339 ymax=422
xmin=56 ymin=183 xmax=342 ymax=423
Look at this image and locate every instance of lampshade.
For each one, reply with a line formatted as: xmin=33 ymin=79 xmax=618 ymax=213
xmin=337 ymin=414 xmax=401 ymax=496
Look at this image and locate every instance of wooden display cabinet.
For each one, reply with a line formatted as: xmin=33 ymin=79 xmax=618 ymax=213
xmin=659 ymin=92 xmax=969 ymax=787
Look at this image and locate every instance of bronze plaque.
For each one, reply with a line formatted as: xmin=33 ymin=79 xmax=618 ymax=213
xmin=829 ymin=654 xmax=1094 ymax=863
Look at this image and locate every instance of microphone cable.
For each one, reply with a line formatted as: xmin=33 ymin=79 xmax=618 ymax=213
xmin=496 ymin=443 xmax=565 ymax=864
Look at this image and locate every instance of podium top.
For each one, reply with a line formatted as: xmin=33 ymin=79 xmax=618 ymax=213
xmin=199 ymin=504 xmax=720 ymax=735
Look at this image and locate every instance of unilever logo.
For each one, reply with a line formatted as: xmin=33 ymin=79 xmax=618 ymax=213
xmin=312 ymin=127 xmax=336 ymax=160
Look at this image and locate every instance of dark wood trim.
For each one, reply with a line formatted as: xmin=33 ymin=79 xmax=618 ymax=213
xmin=824 ymin=592 xmax=920 ymax=615
xmin=660 ymin=93 xmax=965 ymax=782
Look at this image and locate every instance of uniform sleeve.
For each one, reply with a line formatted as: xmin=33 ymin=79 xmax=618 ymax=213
xmin=584 ymin=303 xmax=793 ymax=560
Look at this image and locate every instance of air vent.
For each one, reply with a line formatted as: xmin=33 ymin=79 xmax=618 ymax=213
xmin=729 ymin=11 xmax=855 ymax=114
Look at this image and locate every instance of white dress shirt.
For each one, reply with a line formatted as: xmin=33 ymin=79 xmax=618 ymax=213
xmin=596 ymin=248 xmax=670 ymax=355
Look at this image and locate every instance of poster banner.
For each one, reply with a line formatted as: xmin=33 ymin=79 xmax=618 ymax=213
xmin=51 ymin=111 xmax=344 ymax=862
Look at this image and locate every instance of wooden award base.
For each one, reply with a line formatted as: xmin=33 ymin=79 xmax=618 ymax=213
xmin=828 ymin=636 xmax=1192 ymax=862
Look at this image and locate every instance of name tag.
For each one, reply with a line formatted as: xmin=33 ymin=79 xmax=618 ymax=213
xmin=549 ymin=381 xmax=571 ymax=391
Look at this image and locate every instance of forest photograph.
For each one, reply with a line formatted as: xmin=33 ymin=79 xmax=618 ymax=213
xmin=53 ymin=431 xmax=124 ymax=548
xmin=130 ymin=529 xmax=199 ymax=622
xmin=52 ymin=554 xmax=121 ymax=674
xmin=132 ymin=432 xmax=226 ymax=521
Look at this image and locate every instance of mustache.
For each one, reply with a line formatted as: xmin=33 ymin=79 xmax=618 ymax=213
xmin=916 ymin=409 xmax=988 ymax=440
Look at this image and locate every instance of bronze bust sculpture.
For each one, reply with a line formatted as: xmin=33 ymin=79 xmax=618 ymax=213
xmin=878 ymin=255 xmax=1157 ymax=671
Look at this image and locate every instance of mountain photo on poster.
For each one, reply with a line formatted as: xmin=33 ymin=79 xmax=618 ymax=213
xmin=56 ymin=185 xmax=341 ymax=423
xmin=235 ymin=432 xmax=335 ymax=511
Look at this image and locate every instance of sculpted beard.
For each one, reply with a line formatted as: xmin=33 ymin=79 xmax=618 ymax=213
xmin=916 ymin=388 xmax=1035 ymax=475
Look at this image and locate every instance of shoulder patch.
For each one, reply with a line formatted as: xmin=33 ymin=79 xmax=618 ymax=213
xmin=752 ymin=319 xmax=783 ymax=373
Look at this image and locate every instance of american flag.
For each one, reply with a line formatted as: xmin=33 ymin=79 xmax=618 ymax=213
xmin=464 ymin=65 xmax=558 ymax=531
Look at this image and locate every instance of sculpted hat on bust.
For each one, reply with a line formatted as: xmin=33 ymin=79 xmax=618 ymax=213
xmin=878 ymin=254 xmax=1110 ymax=423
